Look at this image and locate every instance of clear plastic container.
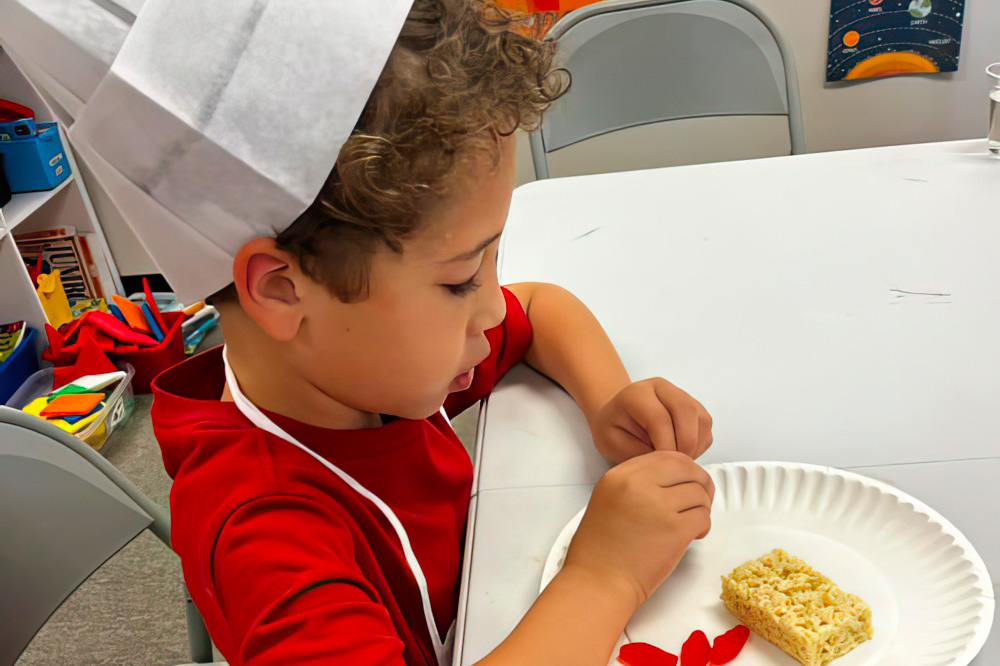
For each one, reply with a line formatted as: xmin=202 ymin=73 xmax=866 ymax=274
xmin=5 ymin=363 xmax=136 ymax=451
xmin=988 ymin=63 xmax=1000 ymax=154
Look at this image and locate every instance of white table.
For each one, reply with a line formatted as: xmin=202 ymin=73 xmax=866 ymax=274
xmin=456 ymin=140 xmax=1000 ymax=665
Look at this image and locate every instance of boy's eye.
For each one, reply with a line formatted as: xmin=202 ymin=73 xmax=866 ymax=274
xmin=442 ymin=277 xmax=482 ymax=297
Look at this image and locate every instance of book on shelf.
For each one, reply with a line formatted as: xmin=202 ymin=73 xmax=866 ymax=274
xmin=0 ymin=320 xmax=26 ymax=363
xmin=13 ymin=226 xmax=105 ymax=301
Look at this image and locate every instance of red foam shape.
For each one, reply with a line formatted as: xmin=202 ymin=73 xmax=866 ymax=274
xmin=87 ymin=328 xmax=116 ymax=351
xmin=143 ymin=278 xmax=168 ymax=334
xmin=27 ymin=256 xmax=44 ymax=284
xmin=52 ymin=338 xmax=118 ymax=389
xmin=76 ymin=326 xmax=96 ymax=346
xmin=84 ymin=311 xmax=159 ymax=346
xmin=681 ymin=630 xmax=710 ymax=666
xmin=62 ymin=311 xmax=92 ymax=343
xmin=618 ymin=643 xmax=678 ymax=666
xmin=709 ymin=626 xmax=750 ymax=665
xmin=44 ymin=323 xmax=65 ymax=355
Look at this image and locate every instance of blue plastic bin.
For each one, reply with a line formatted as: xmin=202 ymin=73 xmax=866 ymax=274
xmin=0 ymin=117 xmax=35 ymax=141
xmin=0 ymin=327 xmax=40 ymax=405
xmin=0 ymin=123 xmax=70 ymax=192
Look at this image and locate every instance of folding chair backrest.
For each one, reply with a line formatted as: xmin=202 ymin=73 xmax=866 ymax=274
xmin=0 ymin=407 xmax=153 ymax=666
xmin=532 ymin=0 xmax=803 ymax=178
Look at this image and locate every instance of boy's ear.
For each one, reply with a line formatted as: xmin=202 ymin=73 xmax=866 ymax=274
xmin=233 ymin=237 xmax=304 ymax=342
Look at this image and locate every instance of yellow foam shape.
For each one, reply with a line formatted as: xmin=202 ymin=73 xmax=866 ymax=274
xmin=22 ymin=397 xmax=103 ymax=434
xmin=36 ymin=270 xmax=74 ymax=331
xmin=721 ymin=549 xmax=873 ymax=666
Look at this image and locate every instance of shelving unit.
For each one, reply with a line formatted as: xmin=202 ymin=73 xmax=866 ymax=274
xmin=0 ymin=43 xmax=124 ymax=358
xmin=0 ymin=173 xmax=75 ymax=234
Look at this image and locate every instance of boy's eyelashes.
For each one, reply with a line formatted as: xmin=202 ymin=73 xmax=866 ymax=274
xmin=442 ymin=277 xmax=482 ymax=297
xmin=441 ymin=246 xmax=497 ymax=297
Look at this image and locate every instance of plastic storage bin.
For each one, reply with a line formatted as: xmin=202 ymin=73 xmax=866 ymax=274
xmin=0 ymin=327 xmax=40 ymax=405
xmin=0 ymin=98 xmax=35 ymax=140
xmin=0 ymin=122 xmax=70 ymax=192
xmin=43 ymin=311 xmax=185 ymax=393
xmin=5 ymin=362 xmax=136 ymax=451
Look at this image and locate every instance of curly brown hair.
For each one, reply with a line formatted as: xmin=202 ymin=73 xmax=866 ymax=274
xmin=213 ymin=0 xmax=568 ymax=305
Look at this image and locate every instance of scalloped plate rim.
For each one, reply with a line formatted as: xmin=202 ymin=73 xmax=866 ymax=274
xmin=538 ymin=461 xmax=995 ymax=666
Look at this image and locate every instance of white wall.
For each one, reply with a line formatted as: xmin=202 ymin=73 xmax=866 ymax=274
xmin=760 ymin=0 xmax=997 ymax=153
xmin=59 ymin=0 xmax=1000 ymax=274
xmin=519 ymin=0 xmax=1000 ymax=184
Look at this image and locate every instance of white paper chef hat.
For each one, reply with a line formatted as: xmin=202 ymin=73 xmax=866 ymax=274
xmin=3 ymin=0 xmax=416 ymax=303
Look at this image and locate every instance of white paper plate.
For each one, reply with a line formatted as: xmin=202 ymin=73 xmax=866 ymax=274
xmin=540 ymin=462 xmax=994 ymax=666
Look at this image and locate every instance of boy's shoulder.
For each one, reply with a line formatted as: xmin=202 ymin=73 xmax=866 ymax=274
xmin=151 ymin=348 xmax=371 ymax=553
xmin=151 ymin=346 xmax=311 ymax=498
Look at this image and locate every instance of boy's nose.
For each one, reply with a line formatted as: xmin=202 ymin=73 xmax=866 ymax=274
xmin=473 ymin=282 xmax=506 ymax=335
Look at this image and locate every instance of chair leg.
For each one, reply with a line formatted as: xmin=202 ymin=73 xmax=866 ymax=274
xmin=528 ymin=129 xmax=550 ymax=180
xmin=184 ymin=583 xmax=214 ymax=663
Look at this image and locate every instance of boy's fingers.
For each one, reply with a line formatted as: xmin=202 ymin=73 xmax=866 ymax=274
xmin=695 ymin=408 xmax=714 ymax=458
xmin=664 ymin=481 xmax=713 ymax=514
xmin=604 ymin=427 xmax=653 ymax=462
xmin=682 ymin=505 xmax=712 ymax=540
xmin=641 ymin=451 xmax=716 ymax=501
xmin=651 ymin=380 xmax=701 ymax=457
xmin=696 ymin=426 xmax=713 ymax=459
xmin=626 ymin=389 xmax=678 ymax=452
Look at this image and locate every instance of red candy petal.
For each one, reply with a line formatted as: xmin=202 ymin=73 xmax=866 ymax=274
xmin=680 ymin=630 xmax=711 ymax=666
xmin=617 ymin=642 xmax=679 ymax=666
xmin=710 ymin=625 xmax=750 ymax=665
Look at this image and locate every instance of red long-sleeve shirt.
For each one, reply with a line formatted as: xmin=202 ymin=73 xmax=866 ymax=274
xmin=151 ymin=288 xmax=532 ymax=665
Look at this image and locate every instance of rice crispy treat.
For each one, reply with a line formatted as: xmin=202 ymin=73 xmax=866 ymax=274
xmin=720 ymin=549 xmax=873 ymax=666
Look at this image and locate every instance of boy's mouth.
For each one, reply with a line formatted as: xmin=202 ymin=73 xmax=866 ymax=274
xmin=449 ymin=367 xmax=475 ymax=393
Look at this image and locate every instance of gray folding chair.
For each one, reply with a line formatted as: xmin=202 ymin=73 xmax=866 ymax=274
xmin=530 ymin=0 xmax=804 ymax=179
xmin=0 ymin=406 xmax=213 ymax=665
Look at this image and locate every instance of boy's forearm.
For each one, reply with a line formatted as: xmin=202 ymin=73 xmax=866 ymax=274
xmin=474 ymin=565 xmax=635 ymax=666
xmin=508 ymin=282 xmax=630 ymax=420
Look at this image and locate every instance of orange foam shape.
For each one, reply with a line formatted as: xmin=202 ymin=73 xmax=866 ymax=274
xmin=111 ymin=295 xmax=152 ymax=334
xmin=40 ymin=392 xmax=105 ymax=418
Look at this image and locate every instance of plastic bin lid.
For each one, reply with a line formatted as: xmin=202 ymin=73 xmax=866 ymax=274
xmin=0 ymin=99 xmax=34 ymax=122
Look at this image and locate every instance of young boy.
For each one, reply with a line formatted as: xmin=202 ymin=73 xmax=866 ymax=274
xmin=151 ymin=1 xmax=715 ymax=664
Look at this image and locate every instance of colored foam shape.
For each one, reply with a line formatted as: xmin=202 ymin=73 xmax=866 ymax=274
xmin=183 ymin=301 xmax=205 ymax=317
xmin=44 ymin=323 xmax=65 ymax=355
xmin=62 ymin=311 xmax=91 ymax=343
xmin=49 ymin=410 xmax=102 ymax=434
xmin=92 ymin=329 xmax=117 ymax=351
xmin=62 ymin=402 xmax=106 ymax=424
xmin=47 ymin=384 xmax=92 ymax=400
xmin=52 ymin=338 xmax=118 ymax=389
xmin=68 ymin=371 xmax=126 ymax=391
xmin=82 ymin=311 xmax=159 ymax=346
xmin=22 ymin=397 xmax=48 ymax=417
xmin=109 ymin=303 xmax=129 ymax=326
xmin=21 ymin=397 xmax=101 ymax=432
xmin=141 ymin=301 xmax=164 ymax=342
xmin=27 ymin=256 xmax=43 ymax=284
xmin=143 ymin=278 xmax=169 ymax=333
xmin=112 ymin=294 xmax=152 ymax=334
xmin=41 ymin=392 xmax=105 ymax=418
xmin=36 ymin=270 xmax=74 ymax=331
xmin=77 ymin=326 xmax=116 ymax=351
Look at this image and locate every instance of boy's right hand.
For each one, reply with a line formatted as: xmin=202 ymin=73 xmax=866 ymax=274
xmin=561 ymin=450 xmax=714 ymax=609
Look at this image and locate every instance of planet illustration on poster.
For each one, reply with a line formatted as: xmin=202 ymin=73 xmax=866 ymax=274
xmin=909 ymin=0 xmax=933 ymax=19
xmin=826 ymin=0 xmax=965 ymax=82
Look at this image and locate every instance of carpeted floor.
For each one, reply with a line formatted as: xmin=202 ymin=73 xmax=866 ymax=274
xmin=15 ymin=361 xmax=480 ymax=666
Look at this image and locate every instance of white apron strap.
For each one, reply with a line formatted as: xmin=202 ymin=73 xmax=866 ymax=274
xmin=222 ymin=346 xmax=453 ymax=665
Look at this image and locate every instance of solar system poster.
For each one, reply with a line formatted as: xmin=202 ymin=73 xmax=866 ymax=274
xmin=827 ymin=0 xmax=966 ymax=82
